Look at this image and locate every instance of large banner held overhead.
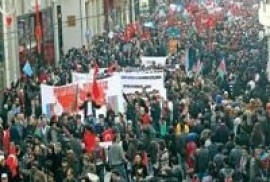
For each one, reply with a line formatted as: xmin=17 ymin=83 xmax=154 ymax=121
xmin=72 ymin=71 xmax=167 ymax=99
xmin=77 ymin=74 xmax=124 ymax=116
xmin=41 ymin=76 xmax=124 ymax=117
xmin=41 ymin=84 xmax=78 ymax=117
xmin=141 ymin=56 xmax=167 ymax=67
xmin=119 ymin=71 xmax=166 ymax=98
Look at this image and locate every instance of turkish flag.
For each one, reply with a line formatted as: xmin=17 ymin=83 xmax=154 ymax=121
xmin=91 ymin=64 xmax=105 ymax=106
xmin=3 ymin=130 xmax=10 ymax=155
xmin=102 ymin=129 xmax=114 ymax=142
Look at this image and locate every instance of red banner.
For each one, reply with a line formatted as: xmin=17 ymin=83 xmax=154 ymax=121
xmin=53 ymin=84 xmax=78 ymax=114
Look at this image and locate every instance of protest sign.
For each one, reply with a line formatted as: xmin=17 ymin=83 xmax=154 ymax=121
xmin=72 ymin=68 xmax=108 ymax=83
xmin=72 ymin=72 xmax=92 ymax=83
xmin=119 ymin=71 xmax=166 ymax=98
xmin=141 ymin=56 xmax=167 ymax=67
xmin=78 ymin=74 xmax=124 ymax=115
xmin=41 ymin=84 xmax=78 ymax=117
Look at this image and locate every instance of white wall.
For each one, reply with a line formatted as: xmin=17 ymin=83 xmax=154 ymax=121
xmin=56 ymin=0 xmax=87 ymax=54
xmin=85 ymin=0 xmax=104 ymax=36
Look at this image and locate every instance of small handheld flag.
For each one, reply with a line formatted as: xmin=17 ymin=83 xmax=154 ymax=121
xmin=23 ymin=61 xmax=33 ymax=76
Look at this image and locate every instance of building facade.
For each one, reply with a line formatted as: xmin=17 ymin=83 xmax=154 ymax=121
xmin=1 ymin=0 xmax=56 ymax=87
xmin=1 ymin=0 xmax=140 ymax=88
xmin=259 ymin=0 xmax=270 ymax=80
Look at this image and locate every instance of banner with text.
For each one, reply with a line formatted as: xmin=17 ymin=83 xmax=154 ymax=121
xmin=119 ymin=71 xmax=166 ymax=98
xmin=41 ymin=84 xmax=78 ymax=117
xmin=141 ymin=56 xmax=167 ymax=67
xmin=78 ymin=74 xmax=124 ymax=116
xmin=72 ymin=72 xmax=92 ymax=83
xmin=72 ymin=68 xmax=108 ymax=83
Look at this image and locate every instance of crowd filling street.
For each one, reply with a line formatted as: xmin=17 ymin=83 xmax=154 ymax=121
xmin=0 ymin=0 xmax=270 ymax=181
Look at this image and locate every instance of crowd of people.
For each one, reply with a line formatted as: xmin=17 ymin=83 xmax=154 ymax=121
xmin=0 ymin=0 xmax=270 ymax=181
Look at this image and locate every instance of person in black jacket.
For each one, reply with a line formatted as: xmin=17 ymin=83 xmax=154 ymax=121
xmin=79 ymin=94 xmax=98 ymax=122
xmin=131 ymin=153 xmax=148 ymax=181
xmin=214 ymin=119 xmax=229 ymax=144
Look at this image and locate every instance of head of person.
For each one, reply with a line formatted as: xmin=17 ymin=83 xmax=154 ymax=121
xmin=87 ymin=93 xmax=92 ymax=101
xmin=1 ymin=173 xmax=8 ymax=182
xmin=0 ymin=155 xmax=4 ymax=166
xmin=65 ymin=168 xmax=75 ymax=180
xmin=134 ymin=153 xmax=143 ymax=165
xmin=61 ymin=158 xmax=69 ymax=168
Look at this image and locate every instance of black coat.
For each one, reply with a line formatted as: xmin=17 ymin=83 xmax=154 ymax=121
xmin=79 ymin=101 xmax=97 ymax=118
xmin=215 ymin=124 xmax=229 ymax=144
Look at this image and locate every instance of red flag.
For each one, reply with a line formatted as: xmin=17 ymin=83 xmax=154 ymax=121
xmin=6 ymin=154 xmax=18 ymax=177
xmin=3 ymin=130 xmax=10 ymax=155
xmin=35 ymin=0 xmax=42 ymax=54
xmin=102 ymin=129 xmax=114 ymax=142
xmin=83 ymin=130 xmax=96 ymax=153
xmin=141 ymin=32 xmax=150 ymax=41
xmin=91 ymin=64 xmax=105 ymax=106
xmin=123 ymin=24 xmax=135 ymax=42
xmin=93 ymin=63 xmax=99 ymax=77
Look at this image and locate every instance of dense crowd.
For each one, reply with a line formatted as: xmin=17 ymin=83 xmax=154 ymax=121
xmin=0 ymin=0 xmax=270 ymax=181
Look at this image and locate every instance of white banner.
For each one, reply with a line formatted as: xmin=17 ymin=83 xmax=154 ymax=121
xmin=41 ymin=83 xmax=78 ymax=117
xmin=141 ymin=56 xmax=167 ymax=67
xmin=41 ymin=75 xmax=124 ymax=118
xmin=77 ymin=74 xmax=125 ymax=116
xmin=119 ymin=71 xmax=166 ymax=98
xmin=72 ymin=72 xmax=92 ymax=83
xmin=72 ymin=69 xmax=108 ymax=83
xmin=72 ymin=71 xmax=167 ymax=100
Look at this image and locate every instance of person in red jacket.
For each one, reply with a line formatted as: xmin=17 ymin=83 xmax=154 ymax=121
xmin=83 ymin=126 xmax=96 ymax=154
xmin=3 ymin=129 xmax=10 ymax=155
xmin=140 ymin=107 xmax=151 ymax=126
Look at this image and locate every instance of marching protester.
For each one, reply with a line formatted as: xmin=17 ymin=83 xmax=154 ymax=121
xmin=0 ymin=0 xmax=269 ymax=181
